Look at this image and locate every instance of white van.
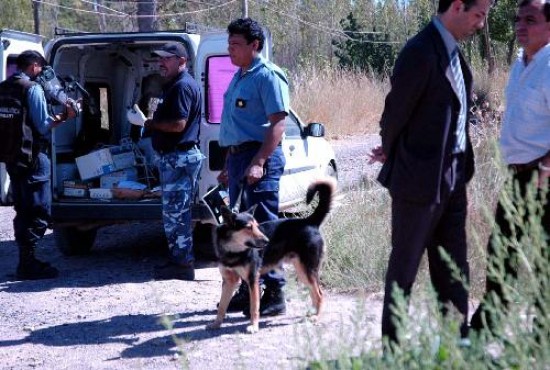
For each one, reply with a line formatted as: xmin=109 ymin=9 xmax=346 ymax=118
xmin=1 ymin=27 xmax=337 ymax=256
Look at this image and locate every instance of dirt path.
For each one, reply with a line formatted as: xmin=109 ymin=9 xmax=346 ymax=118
xmin=0 ymin=135 xmax=385 ymax=370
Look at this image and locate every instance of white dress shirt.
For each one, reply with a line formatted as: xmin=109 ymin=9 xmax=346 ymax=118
xmin=500 ymin=44 xmax=550 ymax=165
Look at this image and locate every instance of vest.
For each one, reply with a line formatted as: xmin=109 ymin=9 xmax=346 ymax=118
xmin=0 ymin=75 xmax=38 ymax=167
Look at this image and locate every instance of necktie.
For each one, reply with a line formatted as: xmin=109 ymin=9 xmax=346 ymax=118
xmin=451 ymin=48 xmax=467 ymax=153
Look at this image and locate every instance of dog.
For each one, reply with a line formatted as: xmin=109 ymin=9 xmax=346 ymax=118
xmin=206 ymin=178 xmax=335 ymax=333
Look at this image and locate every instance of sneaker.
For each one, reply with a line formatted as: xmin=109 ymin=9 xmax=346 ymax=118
xmin=154 ymin=261 xmax=195 ymax=281
xmin=244 ymin=287 xmax=286 ymax=317
xmin=16 ymin=258 xmax=59 ymax=280
xmin=225 ymin=283 xmax=251 ymax=312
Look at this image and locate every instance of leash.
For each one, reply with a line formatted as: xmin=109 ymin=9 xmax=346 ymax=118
xmin=232 ymin=177 xmax=248 ymax=213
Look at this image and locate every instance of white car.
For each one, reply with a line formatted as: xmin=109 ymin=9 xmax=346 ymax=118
xmin=1 ymin=28 xmax=337 ymax=256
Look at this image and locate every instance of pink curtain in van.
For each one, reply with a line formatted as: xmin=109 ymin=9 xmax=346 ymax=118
xmin=207 ymin=56 xmax=238 ymax=124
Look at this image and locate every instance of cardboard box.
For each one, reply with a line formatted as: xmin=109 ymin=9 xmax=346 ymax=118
xmin=100 ymin=168 xmax=138 ymax=189
xmin=112 ymin=150 xmax=136 ymax=170
xmin=75 ymin=148 xmax=116 ymax=180
xmin=63 ymin=187 xmax=87 ymax=198
xmin=89 ymin=188 xmax=113 ymax=199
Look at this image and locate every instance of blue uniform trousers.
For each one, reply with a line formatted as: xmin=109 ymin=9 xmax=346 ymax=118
xmin=6 ymin=152 xmax=51 ymax=248
xmin=158 ymin=147 xmax=204 ymax=264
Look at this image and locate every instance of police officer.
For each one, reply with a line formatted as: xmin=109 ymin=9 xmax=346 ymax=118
xmin=0 ymin=50 xmax=76 ymax=280
xmin=127 ymin=42 xmax=204 ymax=281
xmin=217 ymin=18 xmax=290 ymax=316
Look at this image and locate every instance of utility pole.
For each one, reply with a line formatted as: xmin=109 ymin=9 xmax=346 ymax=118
xmin=242 ymin=0 xmax=248 ymax=18
xmin=33 ymin=0 xmax=40 ymax=35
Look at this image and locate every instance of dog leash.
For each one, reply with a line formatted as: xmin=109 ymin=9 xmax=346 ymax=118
xmin=231 ymin=177 xmax=248 ymax=213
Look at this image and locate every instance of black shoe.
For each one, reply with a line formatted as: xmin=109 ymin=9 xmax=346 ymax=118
xmin=244 ymin=287 xmax=286 ymax=317
xmin=16 ymin=258 xmax=59 ymax=280
xmin=225 ymin=283 xmax=251 ymax=312
xmin=154 ymin=261 xmax=194 ymax=281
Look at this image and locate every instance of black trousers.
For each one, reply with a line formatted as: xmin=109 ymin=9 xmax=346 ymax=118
xmin=470 ymin=168 xmax=550 ymax=332
xmin=382 ymin=154 xmax=470 ymax=344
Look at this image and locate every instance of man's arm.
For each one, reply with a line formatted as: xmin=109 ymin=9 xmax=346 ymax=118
xmin=27 ymin=85 xmax=75 ymax=135
xmin=246 ymin=112 xmax=286 ymax=184
xmin=380 ymin=44 xmax=431 ymax=157
xmin=144 ymin=118 xmax=187 ymax=133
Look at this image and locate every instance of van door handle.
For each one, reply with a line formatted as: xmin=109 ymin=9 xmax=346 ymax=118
xmin=289 ymin=145 xmax=295 ymax=151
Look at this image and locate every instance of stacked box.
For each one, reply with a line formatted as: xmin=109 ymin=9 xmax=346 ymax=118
xmin=100 ymin=168 xmax=138 ymax=189
xmin=75 ymin=148 xmax=116 ymax=180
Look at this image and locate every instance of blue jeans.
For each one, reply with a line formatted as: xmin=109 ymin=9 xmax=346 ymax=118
xmin=158 ymin=147 xmax=204 ymax=265
xmin=6 ymin=152 xmax=51 ymax=248
xmin=227 ymin=146 xmax=286 ymax=289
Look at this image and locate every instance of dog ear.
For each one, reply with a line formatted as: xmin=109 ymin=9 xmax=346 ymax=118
xmin=246 ymin=204 xmax=258 ymax=216
xmin=220 ymin=206 xmax=235 ymax=225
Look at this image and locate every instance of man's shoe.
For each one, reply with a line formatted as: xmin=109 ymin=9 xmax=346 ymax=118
xmin=244 ymin=287 xmax=286 ymax=317
xmin=16 ymin=258 xmax=59 ymax=280
xmin=226 ymin=283 xmax=251 ymax=312
xmin=154 ymin=262 xmax=195 ymax=281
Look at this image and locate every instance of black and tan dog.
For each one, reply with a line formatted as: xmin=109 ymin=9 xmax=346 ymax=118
xmin=206 ymin=178 xmax=335 ymax=333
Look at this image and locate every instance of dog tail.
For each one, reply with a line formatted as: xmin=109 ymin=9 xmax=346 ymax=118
xmin=305 ymin=178 xmax=336 ymax=226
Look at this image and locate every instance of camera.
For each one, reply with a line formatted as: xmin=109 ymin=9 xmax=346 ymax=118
xmin=35 ymin=66 xmax=84 ymax=116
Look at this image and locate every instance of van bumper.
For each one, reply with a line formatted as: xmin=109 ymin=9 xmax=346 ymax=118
xmin=51 ymin=200 xmax=213 ymax=224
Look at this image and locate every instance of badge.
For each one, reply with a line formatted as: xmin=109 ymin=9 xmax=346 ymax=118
xmin=236 ymin=98 xmax=246 ymax=108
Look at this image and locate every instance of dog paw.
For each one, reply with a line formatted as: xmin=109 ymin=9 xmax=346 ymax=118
xmin=245 ymin=324 xmax=259 ymax=334
xmin=206 ymin=321 xmax=222 ymax=330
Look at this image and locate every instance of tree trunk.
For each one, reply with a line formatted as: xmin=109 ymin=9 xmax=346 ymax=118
xmin=507 ymin=34 xmax=517 ymax=66
xmin=138 ymin=1 xmax=157 ymax=32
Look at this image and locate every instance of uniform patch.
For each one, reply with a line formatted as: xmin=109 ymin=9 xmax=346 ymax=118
xmin=236 ymin=98 xmax=246 ymax=108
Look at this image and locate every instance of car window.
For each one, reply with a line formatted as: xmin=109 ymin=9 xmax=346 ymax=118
xmin=285 ymin=111 xmax=302 ymax=138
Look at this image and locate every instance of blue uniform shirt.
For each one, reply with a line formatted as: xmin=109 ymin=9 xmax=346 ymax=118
xmin=219 ymin=56 xmax=290 ymax=147
xmin=18 ymin=72 xmax=56 ymax=138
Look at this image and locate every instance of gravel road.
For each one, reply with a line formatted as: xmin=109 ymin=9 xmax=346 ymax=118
xmin=0 ymin=135 xmax=383 ymax=370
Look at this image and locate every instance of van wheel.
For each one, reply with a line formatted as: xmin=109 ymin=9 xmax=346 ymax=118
xmin=54 ymin=227 xmax=97 ymax=256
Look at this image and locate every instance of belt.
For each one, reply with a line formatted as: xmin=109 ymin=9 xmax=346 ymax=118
xmin=228 ymin=141 xmax=263 ymax=155
xmin=176 ymin=142 xmax=198 ymax=151
xmin=509 ymin=158 xmax=540 ymax=173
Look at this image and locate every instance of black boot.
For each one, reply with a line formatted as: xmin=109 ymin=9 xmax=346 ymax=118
xmin=244 ymin=286 xmax=286 ymax=317
xmin=225 ymin=283 xmax=251 ymax=312
xmin=16 ymin=245 xmax=59 ymax=280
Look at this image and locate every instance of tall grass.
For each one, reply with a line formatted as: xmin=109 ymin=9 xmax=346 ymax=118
xmin=290 ymin=67 xmax=389 ymax=138
xmin=292 ymin=67 xmax=550 ymax=368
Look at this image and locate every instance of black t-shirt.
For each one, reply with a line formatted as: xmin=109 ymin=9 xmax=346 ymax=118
xmin=151 ymin=70 xmax=201 ymax=152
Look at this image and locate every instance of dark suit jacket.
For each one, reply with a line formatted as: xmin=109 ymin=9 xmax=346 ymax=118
xmin=377 ymin=22 xmax=475 ymax=204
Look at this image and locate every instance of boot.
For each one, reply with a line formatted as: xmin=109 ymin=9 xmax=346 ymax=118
xmin=16 ymin=245 xmax=59 ymax=280
xmin=225 ymin=283 xmax=251 ymax=312
xmin=244 ymin=286 xmax=286 ymax=317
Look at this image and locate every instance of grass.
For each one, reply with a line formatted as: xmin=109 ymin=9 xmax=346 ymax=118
xmin=290 ymin=66 xmax=549 ymax=368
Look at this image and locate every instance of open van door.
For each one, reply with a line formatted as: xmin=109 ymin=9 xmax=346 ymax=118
xmin=0 ymin=29 xmax=44 ymax=205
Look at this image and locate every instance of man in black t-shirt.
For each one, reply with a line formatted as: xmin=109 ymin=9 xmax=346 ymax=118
xmin=127 ymin=42 xmax=204 ymax=281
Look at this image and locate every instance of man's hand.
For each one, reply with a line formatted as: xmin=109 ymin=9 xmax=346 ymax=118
xmin=127 ymin=104 xmax=147 ymax=127
xmin=217 ymin=169 xmax=229 ymax=186
xmin=246 ymin=163 xmax=264 ymax=185
xmin=368 ymin=145 xmax=387 ymax=164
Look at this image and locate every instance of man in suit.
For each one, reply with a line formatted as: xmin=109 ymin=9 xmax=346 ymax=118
xmin=369 ymin=0 xmax=492 ymax=346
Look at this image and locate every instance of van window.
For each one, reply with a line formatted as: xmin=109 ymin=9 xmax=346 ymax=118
xmin=205 ymin=56 xmax=238 ymax=124
xmin=285 ymin=112 xmax=302 ymax=138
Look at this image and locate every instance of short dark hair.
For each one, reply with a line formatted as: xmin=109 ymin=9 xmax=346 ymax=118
xmin=16 ymin=50 xmax=47 ymax=70
xmin=227 ymin=18 xmax=265 ymax=52
xmin=438 ymin=0 xmax=481 ymax=13
xmin=519 ymin=0 xmax=550 ymax=21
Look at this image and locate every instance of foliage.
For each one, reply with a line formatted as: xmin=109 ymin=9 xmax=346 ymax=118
xmin=332 ymin=12 xmax=397 ymax=75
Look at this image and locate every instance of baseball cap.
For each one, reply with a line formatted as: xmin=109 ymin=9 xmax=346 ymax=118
xmin=152 ymin=42 xmax=189 ymax=59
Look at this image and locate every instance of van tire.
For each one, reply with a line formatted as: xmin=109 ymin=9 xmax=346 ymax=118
xmin=54 ymin=227 xmax=97 ymax=256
